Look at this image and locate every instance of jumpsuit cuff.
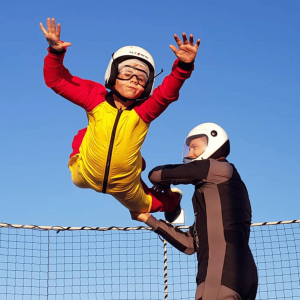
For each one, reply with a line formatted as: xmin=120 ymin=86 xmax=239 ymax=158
xmin=178 ymin=60 xmax=194 ymax=71
xmin=145 ymin=215 xmax=160 ymax=230
xmin=48 ymin=46 xmax=66 ymax=55
xmin=171 ymin=59 xmax=194 ymax=80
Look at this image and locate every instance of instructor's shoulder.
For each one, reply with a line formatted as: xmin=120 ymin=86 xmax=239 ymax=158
xmin=207 ymin=158 xmax=233 ymax=183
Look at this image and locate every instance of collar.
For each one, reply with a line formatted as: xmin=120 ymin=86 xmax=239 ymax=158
xmin=216 ymin=158 xmax=228 ymax=162
xmin=105 ymin=92 xmax=138 ymax=111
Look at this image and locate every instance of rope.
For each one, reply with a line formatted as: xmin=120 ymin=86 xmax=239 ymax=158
xmin=250 ymin=219 xmax=300 ymax=226
xmin=0 ymin=219 xmax=299 ymax=231
xmin=0 ymin=223 xmax=153 ymax=232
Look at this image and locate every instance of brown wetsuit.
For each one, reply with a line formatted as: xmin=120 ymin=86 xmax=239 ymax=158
xmin=146 ymin=158 xmax=258 ymax=300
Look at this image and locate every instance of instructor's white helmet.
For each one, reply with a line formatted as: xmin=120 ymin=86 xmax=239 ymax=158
xmin=104 ymin=46 xmax=156 ymax=99
xmin=183 ymin=122 xmax=230 ymax=164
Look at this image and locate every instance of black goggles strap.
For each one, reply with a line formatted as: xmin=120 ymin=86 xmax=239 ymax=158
xmin=116 ymin=75 xmax=147 ymax=87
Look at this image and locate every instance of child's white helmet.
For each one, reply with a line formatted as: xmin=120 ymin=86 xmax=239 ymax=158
xmin=183 ymin=122 xmax=230 ymax=164
xmin=104 ymin=46 xmax=156 ymax=100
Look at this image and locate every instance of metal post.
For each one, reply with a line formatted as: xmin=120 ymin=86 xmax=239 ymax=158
xmin=163 ymin=238 xmax=168 ymax=300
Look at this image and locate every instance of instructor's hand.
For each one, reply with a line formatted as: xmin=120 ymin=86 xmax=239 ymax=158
xmin=40 ymin=17 xmax=72 ymax=51
xmin=170 ymin=33 xmax=200 ymax=63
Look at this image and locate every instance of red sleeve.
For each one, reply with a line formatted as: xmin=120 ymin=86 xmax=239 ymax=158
xmin=134 ymin=59 xmax=193 ymax=123
xmin=43 ymin=48 xmax=107 ymax=111
xmin=70 ymin=127 xmax=87 ymax=158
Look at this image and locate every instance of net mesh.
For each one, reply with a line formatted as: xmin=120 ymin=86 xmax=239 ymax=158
xmin=0 ymin=221 xmax=299 ymax=300
xmin=250 ymin=222 xmax=300 ymax=300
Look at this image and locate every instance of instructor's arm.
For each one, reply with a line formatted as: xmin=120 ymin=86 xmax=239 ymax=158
xmin=131 ymin=212 xmax=196 ymax=255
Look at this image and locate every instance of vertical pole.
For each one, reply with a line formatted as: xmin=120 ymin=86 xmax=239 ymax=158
xmin=163 ymin=238 xmax=168 ymax=300
xmin=47 ymin=230 xmax=50 ymax=300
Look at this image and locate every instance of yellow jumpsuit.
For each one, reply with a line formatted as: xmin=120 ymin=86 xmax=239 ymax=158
xmin=44 ymin=48 xmax=193 ymax=212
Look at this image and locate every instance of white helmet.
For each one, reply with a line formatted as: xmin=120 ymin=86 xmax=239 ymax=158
xmin=183 ymin=122 xmax=230 ymax=164
xmin=104 ymin=46 xmax=156 ymax=101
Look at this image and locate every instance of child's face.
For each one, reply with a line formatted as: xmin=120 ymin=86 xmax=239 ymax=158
xmin=114 ymin=64 xmax=146 ymax=99
xmin=114 ymin=76 xmax=145 ymax=99
xmin=114 ymin=77 xmax=145 ymax=99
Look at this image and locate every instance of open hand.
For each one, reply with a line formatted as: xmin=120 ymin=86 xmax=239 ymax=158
xmin=170 ymin=33 xmax=200 ymax=63
xmin=40 ymin=18 xmax=71 ymax=51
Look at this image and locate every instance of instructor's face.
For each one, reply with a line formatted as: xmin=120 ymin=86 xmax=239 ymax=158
xmin=187 ymin=137 xmax=207 ymax=159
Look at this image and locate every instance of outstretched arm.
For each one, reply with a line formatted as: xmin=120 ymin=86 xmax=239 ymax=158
xmin=148 ymin=160 xmax=211 ymax=187
xmin=130 ymin=212 xmax=196 ymax=254
xmin=40 ymin=18 xmax=106 ymax=111
xmin=135 ymin=33 xmax=201 ymax=123
xmin=149 ymin=159 xmax=233 ymax=187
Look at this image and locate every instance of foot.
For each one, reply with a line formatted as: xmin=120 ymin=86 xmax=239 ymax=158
xmin=165 ymin=188 xmax=182 ymax=223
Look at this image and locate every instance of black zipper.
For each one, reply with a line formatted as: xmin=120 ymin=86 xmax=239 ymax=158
xmin=102 ymin=109 xmax=123 ymax=193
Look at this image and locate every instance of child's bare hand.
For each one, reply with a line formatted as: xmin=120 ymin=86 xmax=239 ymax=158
xmin=40 ymin=18 xmax=72 ymax=51
xmin=130 ymin=212 xmax=151 ymax=223
xmin=170 ymin=33 xmax=200 ymax=63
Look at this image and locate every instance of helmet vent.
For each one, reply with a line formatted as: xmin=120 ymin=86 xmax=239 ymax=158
xmin=211 ymin=130 xmax=217 ymax=137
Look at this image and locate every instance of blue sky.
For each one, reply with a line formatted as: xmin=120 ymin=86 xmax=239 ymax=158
xmin=0 ymin=0 xmax=299 ymax=227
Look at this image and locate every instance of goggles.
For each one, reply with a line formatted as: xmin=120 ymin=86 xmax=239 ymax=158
xmin=117 ymin=66 xmax=148 ymax=87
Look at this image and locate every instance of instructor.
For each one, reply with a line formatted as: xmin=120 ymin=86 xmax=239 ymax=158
xmin=131 ymin=122 xmax=258 ymax=300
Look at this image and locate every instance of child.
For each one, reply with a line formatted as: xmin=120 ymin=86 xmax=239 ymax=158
xmin=40 ymin=18 xmax=200 ymax=222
